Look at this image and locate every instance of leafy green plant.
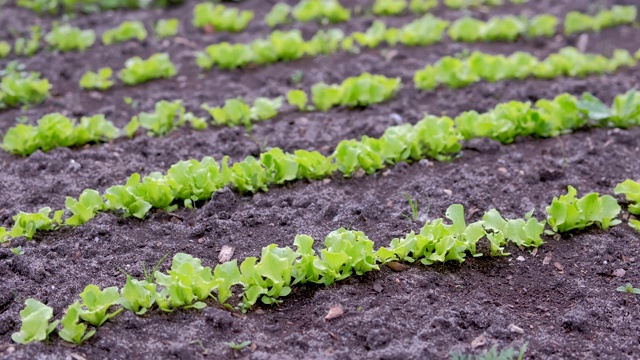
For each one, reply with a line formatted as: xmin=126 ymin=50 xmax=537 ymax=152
xmin=0 ymin=62 xmax=51 ymax=109
xmin=265 ymin=3 xmax=291 ymax=27
xmin=134 ymin=100 xmax=185 ymax=136
xmin=579 ymin=90 xmax=640 ymax=128
xmin=292 ymin=0 xmax=350 ymax=24
xmin=77 ymin=285 xmax=123 ymax=326
xmin=250 ymin=97 xmax=283 ymax=122
xmin=58 ymin=303 xmax=95 ymax=344
xmin=546 ymin=186 xmax=621 ymax=233
xmin=104 ymin=173 xmax=153 ymax=219
xmin=616 ymin=283 xmax=640 ymax=296
xmin=614 ymin=179 xmax=640 ymax=231
xmin=196 ymin=42 xmax=253 ymax=70
xmin=10 ymin=207 xmax=64 ymax=240
xmin=409 ymin=0 xmax=437 ymax=13
xmin=403 ymin=193 xmax=419 ymax=221
xmin=154 ymin=18 xmax=179 ymax=38
xmin=120 ymin=276 xmax=158 ymax=315
xmin=527 ymin=14 xmax=558 ymax=37
xmin=13 ymin=26 xmax=41 ymax=56
xmin=65 ymin=189 xmax=107 ymax=226
xmin=202 ymin=98 xmax=251 ymax=127
xmin=287 ymin=89 xmax=308 ymax=110
xmin=45 ymin=23 xmax=96 ymax=52
xmin=0 ymin=41 xmax=11 ymax=58
xmin=193 ymin=3 xmax=253 ymax=32
xmin=11 ymin=246 xmax=24 ymax=256
xmin=373 ymin=0 xmax=406 ymax=16
xmin=118 ymin=53 xmax=176 ymax=85
xmin=102 ymin=20 xmax=147 ymax=45
xmin=79 ymin=68 xmax=114 ymax=90
xmin=2 ymin=113 xmax=119 ymax=155
xmin=239 ymin=244 xmax=298 ymax=306
xmin=398 ymin=14 xmax=449 ymax=46
xmin=12 ymin=299 xmax=58 ymax=344
xmin=352 ymin=21 xmax=389 ymax=48
xmin=451 ymin=343 xmax=527 ymax=360
xmin=448 ymin=16 xmax=527 ymax=42
xmin=154 ymin=253 xmax=217 ymax=311
xmin=565 ymin=6 xmax=637 ymax=35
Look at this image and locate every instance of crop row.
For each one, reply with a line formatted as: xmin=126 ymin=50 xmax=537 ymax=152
xmin=0 ymin=19 xmax=178 ymax=59
xmin=2 ymin=73 xmax=400 ymax=155
xmin=196 ymin=6 xmax=637 ymax=70
xmin=1 ymin=89 xmax=639 ymax=243
xmin=9 ymin=183 xmax=630 ymax=345
xmin=5 ymin=46 xmax=639 ymax=156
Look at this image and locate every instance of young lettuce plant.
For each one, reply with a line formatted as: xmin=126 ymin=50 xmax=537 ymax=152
xmin=120 ymin=276 xmax=159 ymax=315
xmin=265 ymin=3 xmax=291 ymax=27
xmin=0 ymin=41 xmax=11 ymax=58
xmin=292 ymin=0 xmax=350 ymax=24
xmin=10 ymin=207 xmax=64 ymax=240
xmin=118 ymin=53 xmax=176 ymax=85
xmin=65 ymin=189 xmax=107 ymax=226
xmin=45 ymin=23 xmax=96 ymax=52
xmin=102 ymin=20 xmax=147 ymax=45
xmin=12 ymin=299 xmax=59 ymax=344
xmin=409 ymin=0 xmax=437 ymax=13
xmin=196 ymin=43 xmax=253 ymax=70
xmin=546 ymin=186 xmax=621 ymax=233
xmin=13 ymin=26 xmax=42 ymax=57
xmin=165 ymin=156 xmax=231 ymax=208
xmin=134 ymin=100 xmax=186 ymax=136
xmin=287 ymin=89 xmax=308 ymax=110
xmin=0 ymin=62 xmax=51 ymax=109
xmin=155 ymin=18 xmax=179 ymax=39
xmin=79 ymin=68 xmax=114 ymax=90
xmin=154 ymin=253 xmax=217 ymax=311
xmin=58 ymin=303 xmax=96 ymax=345
xmin=373 ymin=0 xmax=407 ymax=16
xmin=77 ymin=285 xmax=123 ymax=327
xmin=193 ymin=3 xmax=254 ymax=32
xmin=202 ymin=98 xmax=251 ymax=128
xmin=614 ymin=179 xmax=640 ymax=231
xmin=398 ymin=14 xmax=449 ymax=46
xmin=239 ymin=245 xmax=298 ymax=307
xmin=104 ymin=173 xmax=153 ymax=219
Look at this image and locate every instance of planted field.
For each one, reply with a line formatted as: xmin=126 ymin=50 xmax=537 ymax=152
xmin=1 ymin=0 xmax=640 ymax=359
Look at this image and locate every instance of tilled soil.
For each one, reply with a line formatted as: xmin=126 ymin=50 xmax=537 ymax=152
xmin=1 ymin=0 xmax=640 ymax=359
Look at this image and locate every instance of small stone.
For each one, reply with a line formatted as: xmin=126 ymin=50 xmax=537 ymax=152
xmin=387 ymin=262 xmax=407 ymax=272
xmin=471 ymin=334 xmax=486 ymax=349
xmin=516 ymin=256 xmax=525 ymax=262
xmin=613 ymin=268 xmax=626 ymax=277
xmin=218 ymin=245 xmax=234 ymax=263
xmin=325 ymin=305 xmax=344 ymax=321
xmin=443 ymin=189 xmax=452 ymax=196
xmin=498 ymin=167 xmax=508 ymax=174
xmin=323 ymin=178 xmax=331 ymax=184
xmin=554 ymin=262 xmax=564 ymax=272
xmin=508 ymin=324 xmax=524 ymax=334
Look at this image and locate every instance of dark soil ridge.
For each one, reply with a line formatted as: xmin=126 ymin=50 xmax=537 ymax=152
xmin=1 ymin=124 xmax=639 ymax=359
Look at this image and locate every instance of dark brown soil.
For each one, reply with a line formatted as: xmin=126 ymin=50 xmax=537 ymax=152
xmin=1 ymin=0 xmax=640 ymax=359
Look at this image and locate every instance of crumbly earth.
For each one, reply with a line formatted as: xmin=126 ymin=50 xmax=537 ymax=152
xmin=1 ymin=0 xmax=639 ymax=359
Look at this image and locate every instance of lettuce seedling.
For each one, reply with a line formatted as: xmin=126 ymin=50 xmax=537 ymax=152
xmin=120 ymin=276 xmax=158 ymax=315
xmin=166 ymin=156 xmax=231 ymax=207
xmin=0 ymin=227 xmax=7 ymax=243
xmin=305 ymin=29 xmax=345 ymax=56
xmin=316 ymin=229 xmax=379 ymax=285
xmin=154 ymin=18 xmax=179 ymax=39
xmin=10 ymin=207 xmax=64 ymax=240
xmin=373 ymin=0 xmax=407 ymax=15
xmin=45 ymin=23 xmax=96 ymax=52
xmin=0 ymin=41 xmax=11 ymax=58
xmin=131 ymin=172 xmax=178 ymax=211
xmin=0 ymin=62 xmax=51 ymax=109
xmin=414 ymin=115 xmax=463 ymax=160
xmin=335 ymin=139 xmax=384 ymax=176
xmin=13 ymin=26 xmax=41 ymax=57
xmin=269 ymin=30 xmax=306 ymax=61
xmin=265 ymin=3 xmax=291 ymax=27
xmin=202 ymin=98 xmax=251 ymax=127
xmin=339 ymin=73 xmax=401 ymax=107
xmin=483 ymin=209 xmax=546 ymax=248
xmin=250 ymin=97 xmax=283 ymax=121
xmin=399 ymin=15 xmax=449 ymax=46
xmin=614 ymin=179 xmax=640 ymax=215
xmin=527 ymin=14 xmax=558 ymax=38
xmin=102 ymin=21 xmax=147 ymax=45
xmin=78 ymin=285 xmax=123 ymax=327
xmin=155 ymin=253 xmax=217 ymax=311
xmin=287 ymin=89 xmax=308 ymax=110
xmin=12 ymin=299 xmax=58 ymax=344
xmin=80 ymin=68 xmax=114 ymax=90
xmin=240 ymin=245 xmax=298 ymax=307
xmin=104 ymin=173 xmax=153 ymax=219
xmin=311 ymin=83 xmax=342 ymax=111
xmin=352 ymin=21 xmax=388 ymax=48
xmin=410 ymin=0 xmax=437 ymax=13
xmin=546 ymin=186 xmax=622 ymax=233
xmin=65 ymin=189 xmax=106 ymax=226
xmin=260 ymin=148 xmax=298 ymax=185
xmin=118 ymin=53 xmax=176 ymax=85
xmin=193 ymin=3 xmax=254 ymax=32
xmin=579 ymin=90 xmax=640 ymax=128
xmin=230 ymin=156 xmax=270 ymax=193
xmin=58 ymin=303 xmax=96 ymax=344
xmin=196 ymin=43 xmax=253 ymax=70
xmin=135 ymin=100 xmax=186 ymax=136
xmin=212 ymin=260 xmax=242 ymax=304
xmin=293 ymin=150 xmax=337 ymax=180
xmin=292 ymin=0 xmax=350 ymax=23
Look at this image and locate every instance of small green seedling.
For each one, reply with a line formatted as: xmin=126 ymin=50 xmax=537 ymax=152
xmin=402 ymin=193 xmax=419 ymax=221
xmin=617 ymin=283 xmax=640 ymax=299
xmin=225 ymin=340 xmax=251 ymax=351
xmin=11 ymin=246 xmax=24 ymax=256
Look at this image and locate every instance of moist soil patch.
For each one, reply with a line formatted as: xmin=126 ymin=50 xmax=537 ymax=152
xmin=1 ymin=0 xmax=639 ymax=359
